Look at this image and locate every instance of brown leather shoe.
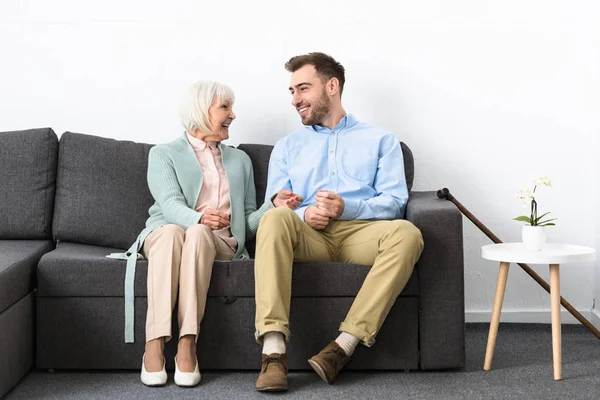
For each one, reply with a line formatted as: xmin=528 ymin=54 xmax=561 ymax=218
xmin=308 ymin=341 xmax=351 ymax=384
xmin=255 ymin=353 xmax=288 ymax=392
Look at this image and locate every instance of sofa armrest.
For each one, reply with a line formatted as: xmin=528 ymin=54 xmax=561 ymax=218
xmin=406 ymin=191 xmax=465 ymax=369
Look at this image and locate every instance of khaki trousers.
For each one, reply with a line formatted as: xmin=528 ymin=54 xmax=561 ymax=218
xmin=254 ymin=208 xmax=424 ymax=346
xmin=143 ymin=224 xmax=236 ymax=343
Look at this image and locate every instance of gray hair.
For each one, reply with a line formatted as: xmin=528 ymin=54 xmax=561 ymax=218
xmin=178 ymin=81 xmax=235 ymax=133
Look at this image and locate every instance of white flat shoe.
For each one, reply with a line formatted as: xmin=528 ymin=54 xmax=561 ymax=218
xmin=174 ymin=355 xmax=201 ymax=387
xmin=140 ymin=353 xmax=167 ymax=387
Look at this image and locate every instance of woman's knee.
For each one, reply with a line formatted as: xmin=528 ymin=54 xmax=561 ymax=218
xmin=185 ymin=223 xmax=214 ymax=244
xmin=152 ymin=224 xmax=185 ymax=244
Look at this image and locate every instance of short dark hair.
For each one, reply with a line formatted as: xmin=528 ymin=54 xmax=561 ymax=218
xmin=285 ymin=52 xmax=346 ymax=95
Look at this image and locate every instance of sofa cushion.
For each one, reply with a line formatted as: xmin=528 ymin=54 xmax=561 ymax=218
xmin=0 ymin=240 xmax=55 ymax=313
xmin=52 ymin=132 xmax=155 ymax=250
xmin=0 ymin=128 xmax=58 ymax=239
xmin=37 ymin=242 xmax=418 ymax=298
xmin=400 ymin=142 xmax=414 ymax=192
xmin=236 ymin=144 xmax=272 ymax=204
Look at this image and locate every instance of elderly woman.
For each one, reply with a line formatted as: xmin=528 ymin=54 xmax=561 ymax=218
xmin=115 ymin=81 xmax=301 ymax=388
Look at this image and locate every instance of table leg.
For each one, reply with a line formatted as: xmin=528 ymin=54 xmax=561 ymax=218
xmin=550 ymin=263 xmax=562 ymax=381
xmin=484 ymin=261 xmax=510 ymax=371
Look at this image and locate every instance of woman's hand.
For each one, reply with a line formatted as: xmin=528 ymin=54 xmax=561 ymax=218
xmin=200 ymin=208 xmax=230 ymax=230
xmin=273 ymin=190 xmax=303 ymax=210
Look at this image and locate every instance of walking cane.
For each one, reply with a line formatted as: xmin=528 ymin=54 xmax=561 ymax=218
xmin=436 ymin=187 xmax=600 ymax=341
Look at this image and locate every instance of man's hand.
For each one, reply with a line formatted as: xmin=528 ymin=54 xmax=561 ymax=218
xmin=273 ymin=190 xmax=303 ymax=210
xmin=315 ymin=190 xmax=345 ymax=219
xmin=200 ymin=208 xmax=230 ymax=230
xmin=304 ymin=206 xmax=331 ymax=230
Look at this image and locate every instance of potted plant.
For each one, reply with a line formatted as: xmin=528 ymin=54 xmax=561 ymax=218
xmin=514 ymin=176 xmax=557 ymax=250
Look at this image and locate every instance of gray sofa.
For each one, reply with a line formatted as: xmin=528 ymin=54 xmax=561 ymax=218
xmin=0 ymin=127 xmax=464 ymax=396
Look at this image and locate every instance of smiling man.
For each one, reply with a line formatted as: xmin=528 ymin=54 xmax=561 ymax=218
xmin=253 ymin=52 xmax=424 ymax=391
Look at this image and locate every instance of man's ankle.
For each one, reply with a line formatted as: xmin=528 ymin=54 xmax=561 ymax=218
xmin=335 ymin=332 xmax=359 ymax=356
xmin=262 ymin=331 xmax=286 ymax=355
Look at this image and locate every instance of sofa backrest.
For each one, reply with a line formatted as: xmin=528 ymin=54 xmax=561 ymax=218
xmin=50 ymin=135 xmax=413 ymax=250
xmin=53 ymin=132 xmax=155 ymax=250
xmin=0 ymin=128 xmax=58 ymax=239
xmin=237 ymin=141 xmax=415 ymax=206
xmin=235 ymin=144 xmax=273 ymax=204
xmin=401 ymin=142 xmax=414 ymax=192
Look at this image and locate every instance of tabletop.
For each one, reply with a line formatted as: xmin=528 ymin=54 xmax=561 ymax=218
xmin=481 ymin=243 xmax=596 ymax=264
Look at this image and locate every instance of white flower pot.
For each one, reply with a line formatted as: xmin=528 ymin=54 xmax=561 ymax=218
xmin=522 ymin=226 xmax=547 ymax=251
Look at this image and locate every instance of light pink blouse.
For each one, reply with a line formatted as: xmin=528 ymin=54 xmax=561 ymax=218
xmin=186 ymin=133 xmax=238 ymax=252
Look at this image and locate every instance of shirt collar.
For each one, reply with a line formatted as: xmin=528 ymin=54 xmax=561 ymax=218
xmin=185 ymin=132 xmax=218 ymax=150
xmin=310 ymin=113 xmax=359 ymax=133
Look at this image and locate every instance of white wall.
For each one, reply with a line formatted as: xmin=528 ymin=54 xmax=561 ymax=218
xmin=595 ymin=125 xmax=600 ymax=329
xmin=2 ymin=0 xmax=599 ymax=323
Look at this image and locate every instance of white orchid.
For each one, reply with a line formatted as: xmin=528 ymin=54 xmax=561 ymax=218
xmin=533 ymin=175 xmax=552 ymax=187
xmin=515 ymin=189 xmax=535 ymax=206
xmin=514 ymin=176 xmax=556 ymax=227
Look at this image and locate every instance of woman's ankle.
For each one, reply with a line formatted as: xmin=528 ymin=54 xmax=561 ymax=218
xmin=145 ymin=337 xmax=165 ymax=356
xmin=177 ymin=335 xmax=196 ymax=355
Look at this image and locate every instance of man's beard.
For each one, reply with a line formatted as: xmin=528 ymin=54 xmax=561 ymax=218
xmin=302 ymin=88 xmax=331 ymax=126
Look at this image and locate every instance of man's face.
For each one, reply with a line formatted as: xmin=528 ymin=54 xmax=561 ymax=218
xmin=289 ymin=65 xmax=332 ymax=126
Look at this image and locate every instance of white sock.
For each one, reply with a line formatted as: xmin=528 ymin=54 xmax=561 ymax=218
xmin=335 ymin=332 xmax=359 ymax=356
xmin=262 ymin=332 xmax=286 ymax=355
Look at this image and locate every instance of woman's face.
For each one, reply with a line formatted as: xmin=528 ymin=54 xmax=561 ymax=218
xmin=207 ymin=99 xmax=236 ymax=141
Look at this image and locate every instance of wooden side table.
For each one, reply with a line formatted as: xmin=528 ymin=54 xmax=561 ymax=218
xmin=481 ymin=243 xmax=596 ymax=380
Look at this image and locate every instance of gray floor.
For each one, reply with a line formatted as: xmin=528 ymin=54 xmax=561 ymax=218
xmin=5 ymin=324 xmax=600 ymax=400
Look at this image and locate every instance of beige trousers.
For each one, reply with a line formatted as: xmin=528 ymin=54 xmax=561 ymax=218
xmin=143 ymin=224 xmax=236 ymax=343
xmin=254 ymin=208 xmax=424 ymax=346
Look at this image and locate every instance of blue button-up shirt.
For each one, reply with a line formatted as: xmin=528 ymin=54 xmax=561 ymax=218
xmin=265 ymin=114 xmax=409 ymax=221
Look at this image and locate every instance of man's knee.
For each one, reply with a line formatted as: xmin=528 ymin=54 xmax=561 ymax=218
xmin=258 ymin=207 xmax=298 ymax=230
xmin=387 ymin=220 xmax=424 ymax=250
xmin=406 ymin=222 xmax=424 ymax=251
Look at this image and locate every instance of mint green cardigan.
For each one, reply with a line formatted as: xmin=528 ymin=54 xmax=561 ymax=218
xmin=108 ymin=134 xmax=273 ymax=342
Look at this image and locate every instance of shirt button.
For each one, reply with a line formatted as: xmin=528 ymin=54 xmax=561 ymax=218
xmin=330 ymin=172 xmax=335 ymax=176
xmin=330 ymin=150 xmax=334 ymax=154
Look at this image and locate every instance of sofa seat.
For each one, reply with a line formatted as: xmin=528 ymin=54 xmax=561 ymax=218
xmin=36 ymin=242 xmax=420 ymax=370
xmin=37 ymin=242 xmax=419 ymax=298
xmin=0 ymin=240 xmax=54 ymax=313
